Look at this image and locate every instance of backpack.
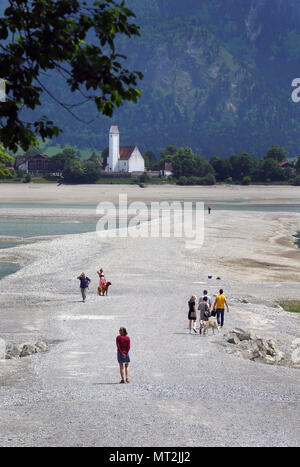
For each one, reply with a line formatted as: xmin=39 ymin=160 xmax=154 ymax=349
xmin=204 ymin=304 xmax=211 ymax=318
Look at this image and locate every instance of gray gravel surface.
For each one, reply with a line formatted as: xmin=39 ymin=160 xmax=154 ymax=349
xmin=0 ymin=224 xmax=299 ymax=447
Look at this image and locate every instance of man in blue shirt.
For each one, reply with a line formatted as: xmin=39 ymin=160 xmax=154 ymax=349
xmin=77 ymin=273 xmax=91 ymax=302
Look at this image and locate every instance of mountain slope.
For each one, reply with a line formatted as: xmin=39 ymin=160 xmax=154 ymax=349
xmin=2 ymin=0 xmax=300 ymax=157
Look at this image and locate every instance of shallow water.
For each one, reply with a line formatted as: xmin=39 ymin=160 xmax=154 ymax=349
xmin=1 ymin=200 xmax=300 ymax=212
xmin=0 ymin=262 xmax=20 ymax=280
xmin=0 ymin=218 xmax=97 ymax=239
xmin=207 ymin=203 xmax=300 ymax=213
xmin=0 ymin=200 xmax=299 ymax=280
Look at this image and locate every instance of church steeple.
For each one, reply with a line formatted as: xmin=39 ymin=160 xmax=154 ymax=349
xmin=108 ymin=125 xmax=119 ymax=172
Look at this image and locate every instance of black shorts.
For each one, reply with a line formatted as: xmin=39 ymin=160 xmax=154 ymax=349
xmin=188 ymin=311 xmax=197 ymax=320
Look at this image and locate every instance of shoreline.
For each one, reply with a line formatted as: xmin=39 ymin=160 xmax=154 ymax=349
xmin=0 ymin=183 xmax=300 ymax=204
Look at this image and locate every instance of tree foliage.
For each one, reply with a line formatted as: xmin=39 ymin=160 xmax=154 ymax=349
xmin=0 ymin=144 xmax=14 ymax=177
xmin=0 ymin=0 xmax=143 ymax=152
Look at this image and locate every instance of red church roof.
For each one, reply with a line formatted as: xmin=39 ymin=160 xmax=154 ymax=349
xmin=119 ymin=146 xmax=136 ymax=160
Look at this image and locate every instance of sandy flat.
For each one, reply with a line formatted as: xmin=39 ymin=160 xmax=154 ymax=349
xmin=0 ymin=186 xmax=299 ymax=447
xmin=0 ymin=182 xmax=300 ymax=204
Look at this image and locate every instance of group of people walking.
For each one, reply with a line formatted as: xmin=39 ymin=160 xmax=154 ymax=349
xmin=76 ymin=272 xmax=229 ymax=383
xmin=188 ymin=289 xmax=229 ymax=334
xmin=77 ymin=268 xmax=107 ymax=302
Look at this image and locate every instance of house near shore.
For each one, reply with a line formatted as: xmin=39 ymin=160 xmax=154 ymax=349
xmin=107 ymin=126 xmax=145 ymax=173
xmin=160 ymin=162 xmax=173 ymax=178
xmin=279 ymin=161 xmax=296 ymax=176
xmin=279 ymin=161 xmax=296 ymax=169
xmin=16 ymin=154 xmax=49 ymax=174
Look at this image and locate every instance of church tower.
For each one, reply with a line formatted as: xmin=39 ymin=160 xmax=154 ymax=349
xmin=108 ymin=125 xmax=119 ymax=172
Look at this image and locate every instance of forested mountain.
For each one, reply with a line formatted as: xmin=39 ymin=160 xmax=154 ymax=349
xmin=2 ymin=0 xmax=300 ymax=157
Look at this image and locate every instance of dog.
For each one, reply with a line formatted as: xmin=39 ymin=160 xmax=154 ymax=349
xmin=200 ymin=319 xmax=219 ymax=335
xmin=98 ymin=281 xmax=111 ymax=296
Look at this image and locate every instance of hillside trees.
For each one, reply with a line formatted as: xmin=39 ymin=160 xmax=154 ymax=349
xmin=143 ymin=150 xmax=157 ymax=170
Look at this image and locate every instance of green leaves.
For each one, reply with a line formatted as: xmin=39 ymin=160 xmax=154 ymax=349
xmin=0 ymin=0 xmax=142 ymax=151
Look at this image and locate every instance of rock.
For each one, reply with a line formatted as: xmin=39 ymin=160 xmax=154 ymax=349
xmin=35 ymin=341 xmax=48 ymax=352
xmin=239 ymin=341 xmax=250 ymax=351
xmin=19 ymin=344 xmax=38 ymax=358
xmin=5 ymin=344 xmax=22 ymax=359
xmin=265 ymin=355 xmax=276 ymax=363
xmin=5 ymin=341 xmax=49 ymax=359
xmin=231 ymin=328 xmax=255 ymax=341
xmin=224 ymin=332 xmax=237 ymax=338
xmin=227 ymin=335 xmax=240 ymax=345
xmin=256 ymin=338 xmax=266 ymax=351
xmin=267 ymin=339 xmax=276 ymax=349
xmin=224 ymin=329 xmax=285 ymax=366
xmin=250 ymin=350 xmax=265 ymax=361
xmin=274 ymin=350 xmax=284 ymax=363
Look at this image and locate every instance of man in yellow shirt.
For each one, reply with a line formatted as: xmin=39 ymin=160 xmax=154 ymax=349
xmin=213 ymin=289 xmax=229 ymax=328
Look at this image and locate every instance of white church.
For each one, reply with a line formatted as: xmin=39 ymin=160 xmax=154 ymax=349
xmin=107 ymin=125 xmax=145 ymax=173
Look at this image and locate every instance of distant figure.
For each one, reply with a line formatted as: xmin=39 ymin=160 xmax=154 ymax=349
xmin=198 ymin=296 xmax=210 ymax=335
xmin=116 ymin=327 xmax=131 ymax=383
xmin=212 ymin=289 xmax=230 ymax=328
xmin=77 ymin=273 xmax=91 ymax=302
xmin=208 ymin=206 xmax=212 ymax=214
xmin=188 ymin=296 xmax=197 ymax=334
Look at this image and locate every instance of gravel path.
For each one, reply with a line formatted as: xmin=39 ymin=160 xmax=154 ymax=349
xmin=0 ymin=208 xmax=299 ymax=447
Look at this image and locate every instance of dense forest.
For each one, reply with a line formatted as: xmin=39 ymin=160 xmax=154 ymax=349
xmin=2 ymin=0 xmax=300 ymax=158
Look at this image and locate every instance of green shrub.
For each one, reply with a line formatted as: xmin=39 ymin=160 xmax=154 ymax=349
xmin=279 ymin=301 xmax=300 ymax=313
xmin=23 ymin=174 xmax=31 ymax=183
xmin=241 ymin=176 xmax=251 ymax=185
xmin=225 ymin=177 xmax=233 ymax=184
xmin=293 ymin=175 xmax=300 ymax=186
xmin=201 ymin=173 xmax=216 ymax=185
xmin=139 ymin=172 xmax=150 ymax=183
xmin=177 ymin=176 xmax=188 ymax=185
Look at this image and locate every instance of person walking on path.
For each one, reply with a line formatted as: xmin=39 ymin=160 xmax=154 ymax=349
xmin=77 ymin=273 xmax=91 ymax=302
xmin=188 ymin=296 xmax=197 ymax=334
xmin=198 ymin=290 xmax=212 ymax=309
xmin=208 ymin=205 xmax=212 ymax=214
xmin=116 ymin=327 xmax=131 ymax=383
xmin=212 ymin=289 xmax=229 ymax=328
xmin=198 ymin=296 xmax=210 ymax=334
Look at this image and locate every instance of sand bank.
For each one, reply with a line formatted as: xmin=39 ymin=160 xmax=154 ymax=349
xmin=0 ymin=183 xmax=300 ymax=204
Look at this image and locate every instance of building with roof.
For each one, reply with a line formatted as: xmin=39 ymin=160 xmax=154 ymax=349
xmin=107 ymin=126 xmax=145 ymax=173
xmin=15 ymin=154 xmax=49 ymax=174
xmin=160 ymin=162 xmax=173 ymax=178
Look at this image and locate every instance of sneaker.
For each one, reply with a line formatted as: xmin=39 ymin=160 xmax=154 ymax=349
xmin=120 ymin=380 xmax=125 ymax=384
xmin=193 ymin=328 xmax=197 ymax=333
xmin=126 ymin=378 xmax=130 ymax=383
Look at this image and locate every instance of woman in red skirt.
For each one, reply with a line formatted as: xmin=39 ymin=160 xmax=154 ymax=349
xmin=116 ymin=327 xmax=131 ymax=383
